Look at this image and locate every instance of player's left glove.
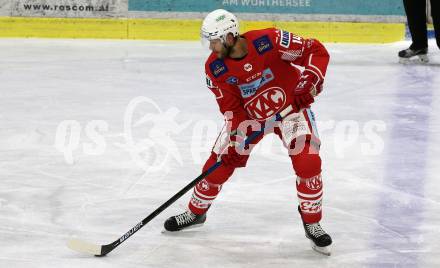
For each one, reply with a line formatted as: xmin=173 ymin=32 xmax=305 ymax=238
xmin=293 ymin=70 xmax=323 ymax=111
xmin=220 ymin=130 xmax=247 ymax=168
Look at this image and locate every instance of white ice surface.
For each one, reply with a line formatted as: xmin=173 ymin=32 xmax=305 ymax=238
xmin=0 ymin=38 xmax=439 ymax=268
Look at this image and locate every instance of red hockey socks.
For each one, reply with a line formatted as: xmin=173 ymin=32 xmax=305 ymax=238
xmin=188 ymin=153 xmax=235 ymax=215
xmin=291 ymin=143 xmax=323 ymax=223
xmin=296 ymin=174 xmax=323 ymax=223
xmin=189 ymin=178 xmax=222 ymax=215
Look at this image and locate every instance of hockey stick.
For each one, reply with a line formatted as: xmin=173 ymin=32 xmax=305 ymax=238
xmin=67 ymin=105 xmax=293 ymax=256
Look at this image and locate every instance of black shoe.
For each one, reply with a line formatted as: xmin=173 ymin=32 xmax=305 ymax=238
xmin=398 ymin=47 xmax=428 ymax=63
xmin=298 ymin=206 xmax=332 ymax=255
xmin=164 ymin=210 xmax=206 ymax=232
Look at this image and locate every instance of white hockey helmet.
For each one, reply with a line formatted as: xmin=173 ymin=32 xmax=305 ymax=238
xmin=201 ymin=9 xmax=239 ymax=47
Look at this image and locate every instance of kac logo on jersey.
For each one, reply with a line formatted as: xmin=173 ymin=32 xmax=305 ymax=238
xmin=238 ymin=68 xmax=274 ymax=98
xmin=209 ymin=59 xmax=228 ymax=78
xmin=226 ymin=76 xmax=238 ymax=85
xmin=253 ymin=35 xmax=273 ymax=55
xmin=244 ymin=86 xmax=286 ymax=120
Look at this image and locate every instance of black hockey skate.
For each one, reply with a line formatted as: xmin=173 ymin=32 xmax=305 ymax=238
xmin=164 ymin=210 xmax=206 ymax=232
xmin=298 ymin=206 xmax=332 ymax=256
xmin=398 ymin=47 xmax=429 ymax=64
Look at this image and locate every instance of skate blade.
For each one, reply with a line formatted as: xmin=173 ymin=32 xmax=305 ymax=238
xmin=310 ymin=240 xmax=331 ymax=256
xmin=399 ymin=55 xmax=429 ymax=64
xmin=161 ymin=223 xmax=205 ymax=234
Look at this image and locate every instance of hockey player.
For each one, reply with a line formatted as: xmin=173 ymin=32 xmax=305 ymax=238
xmin=164 ymin=9 xmax=332 ymax=255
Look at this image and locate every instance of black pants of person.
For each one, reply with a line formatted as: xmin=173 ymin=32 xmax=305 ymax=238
xmin=403 ymin=0 xmax=440 ymax=50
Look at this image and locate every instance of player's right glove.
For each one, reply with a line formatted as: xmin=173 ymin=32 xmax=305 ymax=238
xmin=293 ymin=69 xmax=323 ymax=111
xmin=220 ymin=130 xmax=247 ymax=168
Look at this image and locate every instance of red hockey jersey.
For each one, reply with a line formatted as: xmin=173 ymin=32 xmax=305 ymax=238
xmin=205 ymin=28 xmax=329 ymax=130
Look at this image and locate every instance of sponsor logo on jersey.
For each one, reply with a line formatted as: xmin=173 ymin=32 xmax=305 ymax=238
xmin=244 ymin=63 xmax=253 ymax=72
xmin=253 ymin=35 xmax=273 ymax=55
xmin=244 ymin=86 xmax=286 ymax=120
xmin=280 ymin=30 xmax=291 ymax=48
xmin=245 ymin=72 xmax=261 ymax=82
xmin=238 ymin=68 xmax=274 ymax=98
xmin=226 ymin=76 xmax=238 ymax=85
xmin=209 ymin=59 xmax=228 ymax=78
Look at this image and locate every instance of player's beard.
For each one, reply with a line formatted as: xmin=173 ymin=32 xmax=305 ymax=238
xmin=217 ymin=43 xmax=232 ymax=59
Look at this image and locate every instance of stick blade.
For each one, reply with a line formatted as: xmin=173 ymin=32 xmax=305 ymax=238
xmin=67 ymin=239 xmax=102 ymax=256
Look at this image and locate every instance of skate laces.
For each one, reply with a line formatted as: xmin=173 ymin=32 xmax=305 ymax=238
xmin=306 ymin=223 xmax=326 ymax=238
xmin=175 ymin=211 xmax=196 ymax=226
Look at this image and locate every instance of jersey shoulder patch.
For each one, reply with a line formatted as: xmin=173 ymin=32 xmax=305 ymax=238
xmin=209 ymin=58 xmax=228 ymax=78
xmin=252 ymin=35 xmax=273 ymax=55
